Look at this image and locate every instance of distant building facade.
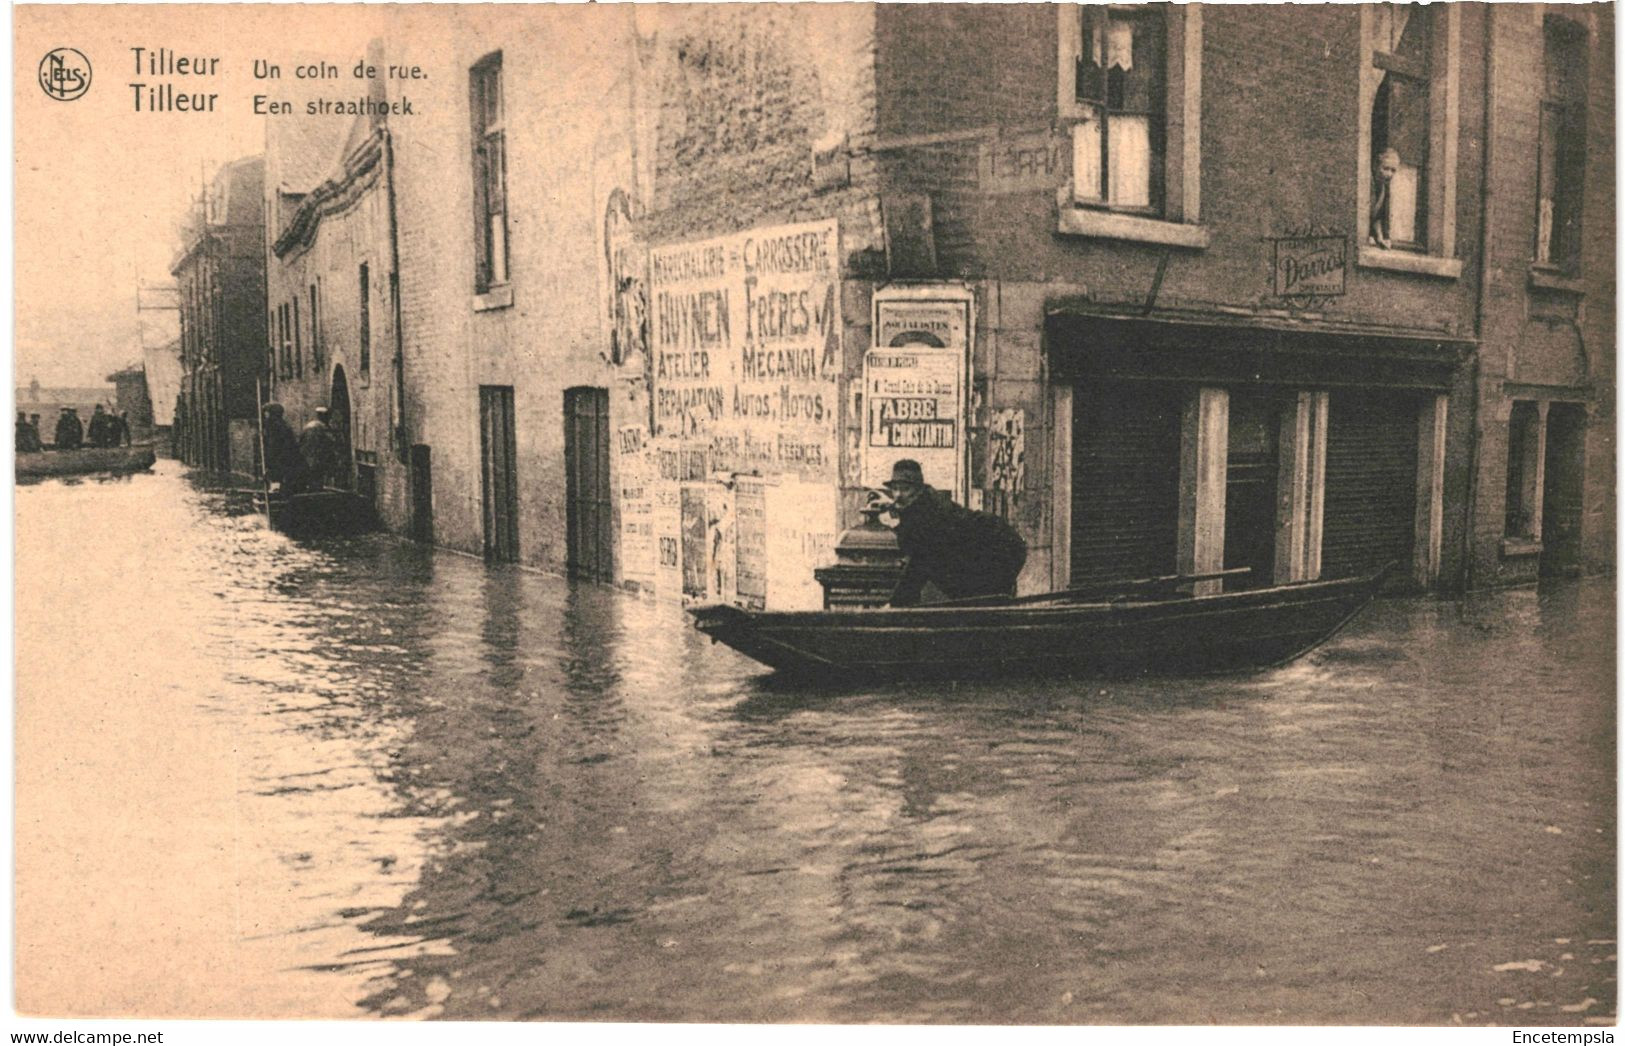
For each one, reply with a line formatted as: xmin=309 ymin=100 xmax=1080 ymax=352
xmin=171 ymin=155 xmax=268 ymax=476
xmin=106 ymin=364 xmax=155 ymax=439
xmin=264 ymin=55 xmax=400 ymax=504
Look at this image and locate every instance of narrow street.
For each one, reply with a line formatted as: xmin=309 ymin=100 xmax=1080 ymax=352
xmin=15 ymin=464 xmax=1616 ymax=1024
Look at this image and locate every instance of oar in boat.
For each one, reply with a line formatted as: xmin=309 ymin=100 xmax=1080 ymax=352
xmin=932 ymin=567 xmax=1255 ymax=609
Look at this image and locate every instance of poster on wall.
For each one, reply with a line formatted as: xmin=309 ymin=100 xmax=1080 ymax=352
xmin=646 ymin=219 xmax=842 ymax=480
xmin=763 ymin=478 xmax=838 ymax=612
xmin=616 ymin=425 xmax=658 ymax=592
xmin=734 ymin=476 xmax=767 ymax=609
xmin=863 ymin=290 xmax=973 ymax=499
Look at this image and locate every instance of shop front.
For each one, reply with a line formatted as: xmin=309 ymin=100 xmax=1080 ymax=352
xmin=1047 ymin=310 xmax=1471 ymax=594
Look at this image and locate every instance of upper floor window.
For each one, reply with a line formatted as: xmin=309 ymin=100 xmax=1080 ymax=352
xmin=1369 ymin=4 xmax=1432 ymax=250
xmin=359 ymin=263 xmax=371 ymax=375
xmin=470 ymin=53 xmax=509 ymax=291
xmin=1358 ymin=3 xmax=1461 ymax=278
xmin=1057 ymin=5 xmax=1206 ymax=248
xmin=309 ymin=282 xmax=322 ymax=373
xmin=1536 ymin=15 xmax=1588 ymax=273
xmin=1073 ymin=7 xmax=1165 ymax=212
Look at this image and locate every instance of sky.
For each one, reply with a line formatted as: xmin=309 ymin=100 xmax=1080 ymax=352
xmin=13 ymin=6 xmax=386 ymax=389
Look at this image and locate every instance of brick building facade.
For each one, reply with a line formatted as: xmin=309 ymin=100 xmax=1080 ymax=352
xmin=1469 ymin=4 xmax=1616 ymax=586
xmin=265 ymin=57 xmax=401 ymax=507
xmin=172 ymin=155 xmax=267 ymax=477
xmin=268 ymin=4 xmax=1613 ymax=600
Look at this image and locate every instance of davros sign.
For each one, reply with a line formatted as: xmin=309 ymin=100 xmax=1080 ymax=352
xmin=1272 ymin=235 xmax=1348 ymax=298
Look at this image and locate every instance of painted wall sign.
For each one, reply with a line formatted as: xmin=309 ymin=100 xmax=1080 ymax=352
xmin=979 ymin=131 xmax=1065 ymax=195
xmin=1272 ymin=235 xmax=1348 ymax=297
xmin=865 ymin=292 xmax=972 ymax=499
xmin=646 ymin=219 xmax=841 ymax=477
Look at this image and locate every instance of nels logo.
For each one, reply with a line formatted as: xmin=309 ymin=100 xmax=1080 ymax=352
xmin=39 ymin=47 xmax=92 ymax=101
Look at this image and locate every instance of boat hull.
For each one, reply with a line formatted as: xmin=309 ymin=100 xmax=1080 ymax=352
xmin=690 ymin=568 xmax=1387 ymax=680
xmin=16 ymin=445 xmax=157 ymax=480
xmin=255 ymin=489 xmax=378 ymax=536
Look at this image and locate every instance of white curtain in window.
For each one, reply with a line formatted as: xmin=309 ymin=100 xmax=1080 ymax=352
xmin=1108 ymin=116 xmax=1152 ymax=207
xmin=1388 ymin=163 xmax=1419 ymax=244
xmin=1072 ymin=117 xmax=1102 ymax=202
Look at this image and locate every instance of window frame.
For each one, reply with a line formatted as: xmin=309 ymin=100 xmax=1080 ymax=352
xmin=470 ymin=52 xmax=510 ymax=296
xmin=359 ymin=262 xmax=371 ymax=377
xmin=1056 ymin=3 xmax=1208 ymax=249
xmin=1357 ymin=2 xmax=1462 ymax=279
xmin=1534 ymin=12 xmax=1589 ymax=276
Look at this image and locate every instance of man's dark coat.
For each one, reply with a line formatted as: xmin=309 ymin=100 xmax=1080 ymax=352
xmin=890 ymin=486 xmax=1027 ymax=606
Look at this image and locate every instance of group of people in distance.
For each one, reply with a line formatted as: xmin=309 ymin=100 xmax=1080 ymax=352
xmin=260 ymin=402 xmax=340 ymax=494
xmin=16 ymin=404 xmax=130 ymax=452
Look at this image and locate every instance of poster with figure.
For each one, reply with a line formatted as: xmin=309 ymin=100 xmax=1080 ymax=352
xmin=863 ymin=290 xmax=972 ymax=499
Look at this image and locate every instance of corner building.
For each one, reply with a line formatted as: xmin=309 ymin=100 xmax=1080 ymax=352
xmin=358 ymin=4 xmax=1611 ymax=602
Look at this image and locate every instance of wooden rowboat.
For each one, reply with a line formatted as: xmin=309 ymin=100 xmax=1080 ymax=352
xmin=253 ymin=488 xmax=378 ymax=536
xmin=16 ymin=444 xmax=157 ymax=480
xmin=689 ymin=566 xmax=1389 ymax=680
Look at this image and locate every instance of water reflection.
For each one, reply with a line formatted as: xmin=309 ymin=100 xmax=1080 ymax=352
xmin=14 ymin=463 xmax=1615 ymax=1024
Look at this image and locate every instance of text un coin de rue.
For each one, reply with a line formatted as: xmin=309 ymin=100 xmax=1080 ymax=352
xmin=125 ymin=47 xmax=425 ymax=114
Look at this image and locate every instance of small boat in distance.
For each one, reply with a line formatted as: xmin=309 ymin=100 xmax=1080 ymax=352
xmin=689 ymin=566 xmax=1390 ymax=681
xmin=16 ymin=444 xmax=157 ymax=481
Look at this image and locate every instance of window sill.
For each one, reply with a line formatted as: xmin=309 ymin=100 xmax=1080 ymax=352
xmin=1528 ymin=268 xmax=1585 ymax=295
xmin=1500 ymin=537 xmax=1544 ymax=558
xmin=1056 ymin=200 xmax=1210 ymax=249
xmin=473 ymin=284 xmax=514 ymax=312
xmin=1356 ymin=248 xmax=1463 ymax=279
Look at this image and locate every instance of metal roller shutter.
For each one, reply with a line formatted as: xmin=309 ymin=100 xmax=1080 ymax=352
xmin=1071 ymin=381 xmax=1183 ymax=586
xmin=1321 ymin=391 xmax=1418 ymax=580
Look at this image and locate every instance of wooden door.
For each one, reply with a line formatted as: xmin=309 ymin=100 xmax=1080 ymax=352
xmin=480 ymin=386 xmax=519 ymax=562
xmin=564 ymin=387 xmax=612 ymax=582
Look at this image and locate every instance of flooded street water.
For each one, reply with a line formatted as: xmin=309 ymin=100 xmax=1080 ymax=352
xmin=15 ymin=463 xmax=1616 ymax=1024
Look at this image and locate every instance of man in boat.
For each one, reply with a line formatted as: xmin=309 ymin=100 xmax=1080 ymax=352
xmin=881 ymin=459 xmax=1027 ymax=607
xmin=86 ymin=404 xmax=113 ymax=448
xmin=261 ymin=402 xmax=307 ymax=492
xmin=298 ymin=407 xmax=339 ymax=490
xmin=16 ymin=411 xmax=40 ymax=452
xmin=54 ymin=407 xmax=83 ymax=450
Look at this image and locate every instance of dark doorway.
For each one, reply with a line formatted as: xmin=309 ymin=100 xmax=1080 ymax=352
xmin=479 ymin=385 xmax=520 ymax=562
xmin=410 ymin=444 xmax=433 ymax=545
xmin=1322 ymin=390 xmax=1419 ymax=582
xmin=1070 ymin=381 xmax=1183 ymax=587
xmin=329 ymin=366 xmax=354 ymax=490
xmin=1224 ymin=391 xmax=1281 ymax=591
xmin=1541 ymin=403 xmax=1587 ymax=577
xmin=564 ymin=387 xmax=613 ymax=582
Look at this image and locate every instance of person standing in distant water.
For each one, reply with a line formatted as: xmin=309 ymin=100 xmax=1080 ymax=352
xmin=261 ymin=403 xmax=306 ymax=492
xmin=27 ymin=414 xmax=43 ymax=450
xmin=880 ymin=459 xmax=1027 ymax=607
xmin=299 ymin=407 xmax=339 ymax=490
xmin=116 ymin=411 xmax=133 ymax=447
xmin=16 ymin=411 xmax=40 ymax=452
xmin=54 ymin=407 xmax=83 ymax=451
